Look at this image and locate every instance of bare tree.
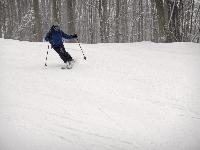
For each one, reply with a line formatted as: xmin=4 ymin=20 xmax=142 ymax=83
xmin=98 ymin=0 xmax=109 ymax=43
xmin=33 ymin=0 xmax=42 ymax=41
xmin=154 ymin=0 xmax=168 ymax=42
xmin=114 ymin=0 xmax=120 ymax=43
xmin=52 ymin=0 xmax=61 ymax=25
xmin=138 ymin=0 xmax=144 ymax=42
xmin=65 ymin=0 xmax=75 ymax=35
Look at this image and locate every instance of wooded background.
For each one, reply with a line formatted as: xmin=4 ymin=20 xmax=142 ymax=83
xmin=0 ymin=0 xmax=200 ymax=43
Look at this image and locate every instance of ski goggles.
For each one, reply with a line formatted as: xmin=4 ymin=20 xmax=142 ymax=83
xmin=54 ymin=25 xmax=60 ymax=31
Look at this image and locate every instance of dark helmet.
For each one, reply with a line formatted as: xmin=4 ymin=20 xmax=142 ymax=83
xmin=51 ymin=25 xmax=60 ymax=31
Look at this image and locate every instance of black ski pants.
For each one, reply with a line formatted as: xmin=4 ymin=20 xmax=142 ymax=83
xmin=53 ymin=45 xmax=72 ymax=63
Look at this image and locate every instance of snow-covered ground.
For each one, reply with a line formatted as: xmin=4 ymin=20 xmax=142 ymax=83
xmin=0 ymin=38 xmax=200 ymax=150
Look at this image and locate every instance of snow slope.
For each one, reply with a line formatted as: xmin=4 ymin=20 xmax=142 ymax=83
xmin=0 ymin=38 xmax=200 ymax=150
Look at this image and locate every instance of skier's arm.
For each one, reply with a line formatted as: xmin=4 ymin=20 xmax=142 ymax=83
xmin=45 ymin=32 xmax=50 ymax=41
xmin=61 ymin=31 xmax=77 ymax=39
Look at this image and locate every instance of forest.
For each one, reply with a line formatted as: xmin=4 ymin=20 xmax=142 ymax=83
xmin=0 ymin=0 xmax=200 ymax=43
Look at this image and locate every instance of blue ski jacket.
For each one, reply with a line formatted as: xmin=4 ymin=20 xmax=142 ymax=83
xmin=45 ymin=25 xmax=77 ymax=48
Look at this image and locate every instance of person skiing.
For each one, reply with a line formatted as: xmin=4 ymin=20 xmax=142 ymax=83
xmin=45 ymin=25 xmax=77 ymax=68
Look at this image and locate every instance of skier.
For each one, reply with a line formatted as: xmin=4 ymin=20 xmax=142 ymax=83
xmin=45 ymin=25 xmax=77 ymax=69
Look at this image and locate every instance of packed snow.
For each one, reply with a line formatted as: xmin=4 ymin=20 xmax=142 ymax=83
xmin=0 ymin=38 xmax=200 ymax=150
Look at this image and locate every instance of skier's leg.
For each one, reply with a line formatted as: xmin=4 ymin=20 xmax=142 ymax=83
xmin=53 ymin=46 xmax=72 ymax=63
xmin=60 ymin=45 xmax=73 ymax=62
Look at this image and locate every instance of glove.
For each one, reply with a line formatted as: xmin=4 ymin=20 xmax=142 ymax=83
xmin=73 ymin=34 xmax=78 ymax=38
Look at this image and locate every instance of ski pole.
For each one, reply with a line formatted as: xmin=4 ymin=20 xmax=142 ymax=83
xmin=76 ymin=38 xmax=86 ymax=60
xmin=45 ymin=45 xmax=49 ymax=67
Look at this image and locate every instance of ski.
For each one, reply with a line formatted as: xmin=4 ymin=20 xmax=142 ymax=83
xmin=61 ymin=59 xmax=75 ymax=69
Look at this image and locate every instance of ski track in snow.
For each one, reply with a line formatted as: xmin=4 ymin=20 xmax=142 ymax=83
xmin=0 ymin=39 xmax=200 ymax=150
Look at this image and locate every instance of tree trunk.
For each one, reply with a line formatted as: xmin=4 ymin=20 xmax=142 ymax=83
xmin=190 ymin=0 xmax=195 ymax=34
xmin=154 ymin=0 xmax=167 ymax=42
xmin=33 ymin=0 xmax=42 ymax=41
xmin=65 ymin=0 xmax=76 ymax=43
xmin=114 ymin=0 xmax=120 ymax=43
xmin=138 ymin=0 xmax=143 ymax=42
xmin=121 ymin=0 xmax=128 ymax=42
xmin=52 ymin=0 xmax=61 ymax=25
xmin=99 ymin=0 xmax=108 ymax=43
